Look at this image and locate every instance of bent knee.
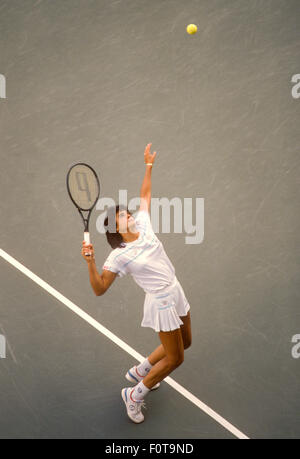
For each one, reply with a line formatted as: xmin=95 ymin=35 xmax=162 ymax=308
xmin=167 ymin=355 xmax=184 ymax=370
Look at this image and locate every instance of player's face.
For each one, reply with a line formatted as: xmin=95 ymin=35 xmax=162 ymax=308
xmin=116 ymin=210 xmax=135 ymax=233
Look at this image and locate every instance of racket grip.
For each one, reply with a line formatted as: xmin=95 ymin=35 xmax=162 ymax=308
xmin=84 ymin=232 xmax=92 ymax=256
xmin=84 ymin=232 xmax=91 ymax=245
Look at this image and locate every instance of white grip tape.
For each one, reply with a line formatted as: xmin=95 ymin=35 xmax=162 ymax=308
xmin=84 ymin=232 xmax=91 ymax=245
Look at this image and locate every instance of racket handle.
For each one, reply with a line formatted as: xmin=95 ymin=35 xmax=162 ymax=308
xmin=84 ymin=232 xmax=91 ymax=245
xmin=84 ymin=232 xmax=91 ymax=256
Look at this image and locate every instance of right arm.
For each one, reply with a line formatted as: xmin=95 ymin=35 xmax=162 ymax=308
xmin=81 ymin=242 xmax=117 ymax=296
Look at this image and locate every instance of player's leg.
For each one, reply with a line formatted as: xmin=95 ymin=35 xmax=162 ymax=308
xmin=125 ymin=312 xmax=191 ymax=389
xmin=180 ymin=311 xmax=192 ymax=349
xmin=122 ymin=328 xmax=184 ymax=423
xmin=146 ymin=311 xmax=192 ymax=365
xmin=147 ymin=344 xmax=165 ymax=365
xmin=122 ymin=314 xmax=190 ymax=423
xmin=142 ymin=327 xmax=185 ymax=389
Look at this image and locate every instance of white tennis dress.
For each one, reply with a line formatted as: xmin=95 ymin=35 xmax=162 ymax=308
xmin=103 ymin=210 xmax=190 ymax=332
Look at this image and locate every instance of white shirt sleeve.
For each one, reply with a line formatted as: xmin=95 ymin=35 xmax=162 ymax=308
xmin=102 ymin=250 xmax=127 ymax=277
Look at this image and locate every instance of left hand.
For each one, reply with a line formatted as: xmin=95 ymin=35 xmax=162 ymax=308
xmin=144 ymin=143 xmax=157 ymax=165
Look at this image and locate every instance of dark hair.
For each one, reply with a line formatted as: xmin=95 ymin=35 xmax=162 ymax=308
xmin=104 ymin=205 xmax=132 ymax=249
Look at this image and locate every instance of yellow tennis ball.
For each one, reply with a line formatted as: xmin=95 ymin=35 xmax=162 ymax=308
xmin=187 ymin=24 xmax=197 ymax=35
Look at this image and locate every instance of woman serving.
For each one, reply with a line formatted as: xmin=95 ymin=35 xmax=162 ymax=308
xmin=81 ymin=143 xmax=192 ymax=424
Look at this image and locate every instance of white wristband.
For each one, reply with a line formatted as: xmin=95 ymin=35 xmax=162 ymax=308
xmin=146 ymin=163 xmax=153 ymax=166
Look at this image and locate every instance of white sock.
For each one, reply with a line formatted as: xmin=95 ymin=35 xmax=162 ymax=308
xmin=136 ymin=358 xmax=153 ymax=377
xmin=131 ymin=381 xmax=150 ymax=401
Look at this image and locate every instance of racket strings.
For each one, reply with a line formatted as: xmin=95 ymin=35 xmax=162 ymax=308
xmin=67 ymin=164 xmax=99 ymax=211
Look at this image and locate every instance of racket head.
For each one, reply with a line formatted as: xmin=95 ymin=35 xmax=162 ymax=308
xmin=66 ymin=162 xmax=100 ymax=212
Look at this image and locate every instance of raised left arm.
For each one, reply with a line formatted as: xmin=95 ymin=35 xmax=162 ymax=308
xmin=140 ymin=143 xmax=157 ymax=212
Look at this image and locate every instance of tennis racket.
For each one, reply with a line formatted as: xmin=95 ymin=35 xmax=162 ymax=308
xmin=66 ymin=163 xmax=100 ymax=256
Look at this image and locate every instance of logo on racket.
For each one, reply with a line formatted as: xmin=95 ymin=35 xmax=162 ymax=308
xmin=75 ymin=171 xmax=92 ymax=202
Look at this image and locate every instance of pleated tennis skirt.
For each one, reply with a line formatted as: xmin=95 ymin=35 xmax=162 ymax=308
xmin=141 ymin=276 xmax=190 ymax=332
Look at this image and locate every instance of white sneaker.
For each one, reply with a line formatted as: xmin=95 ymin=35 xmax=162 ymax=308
xmin=121 ymin=387 xmax=146 ymax=424
xmin=125 ymin=366 xmax=160 ymax=390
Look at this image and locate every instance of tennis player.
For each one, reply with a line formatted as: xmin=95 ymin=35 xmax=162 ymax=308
xmin=81 ymin=143 xmax=192 ymax=423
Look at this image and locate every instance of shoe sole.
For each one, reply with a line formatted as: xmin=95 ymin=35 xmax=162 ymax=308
xmin=121 ymin=389 xmax=144 ymax=424
xmin=125 ymin=372 xmax=160 ymax=390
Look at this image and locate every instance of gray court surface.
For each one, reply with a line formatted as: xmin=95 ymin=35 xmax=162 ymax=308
xmin=0 ymin=0 xmax=300 ymax=439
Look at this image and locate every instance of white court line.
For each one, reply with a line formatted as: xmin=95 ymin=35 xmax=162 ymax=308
xmin=0 ymin=248 xmax=249 ymax=439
